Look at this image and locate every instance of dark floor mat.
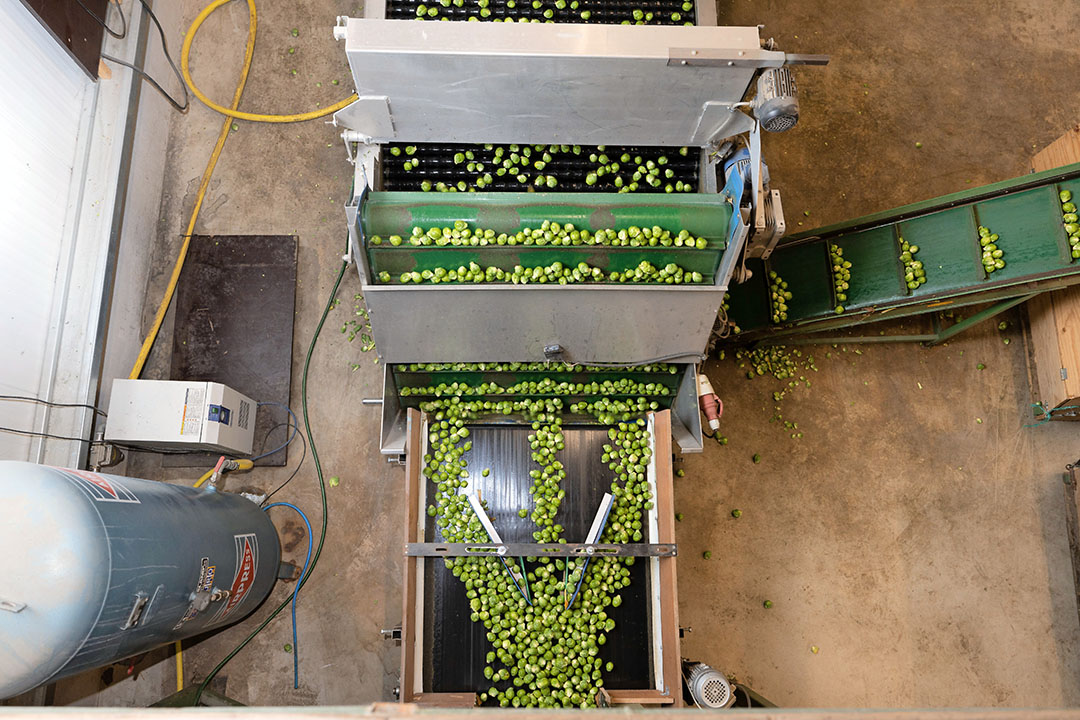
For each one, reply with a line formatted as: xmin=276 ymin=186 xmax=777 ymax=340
xmin=165 ymin=235 xmax=297 ymax=467
xmin=423 ymin=424 xmax=653 ymax=694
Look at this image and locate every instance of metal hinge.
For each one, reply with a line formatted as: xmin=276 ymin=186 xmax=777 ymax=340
xmin=120 ymin=593 xmax=149 ymax=630
xmin=1062 ymin=368 xmax=1069 ymax=381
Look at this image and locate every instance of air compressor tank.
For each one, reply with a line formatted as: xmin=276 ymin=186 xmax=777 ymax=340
xmin=0 ymin=461 xmax=281 ymax=698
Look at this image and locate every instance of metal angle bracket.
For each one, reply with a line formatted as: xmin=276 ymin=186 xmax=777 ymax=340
xmin=668 ymin=48 xmax=829 ymax=68
xmin=332 ymin=95 xmax=394 ymax=140
xmin=692 ymin=102 xmax=756 ymax=146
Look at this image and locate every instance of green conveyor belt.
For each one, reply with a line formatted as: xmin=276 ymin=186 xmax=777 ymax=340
xmin=390 ymin=364 xmax=683 ymax=414
xmin=726 ymin=162 xmax=1080 ymax=341
xmin=359 ymin=191 xmax=732 ymax=284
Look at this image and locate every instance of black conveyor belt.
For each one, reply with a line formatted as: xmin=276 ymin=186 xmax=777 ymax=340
xmin=424 ymin=424 xmax=653 ymax=695
xmin=383 ymin=143 xmax=700 ymax=195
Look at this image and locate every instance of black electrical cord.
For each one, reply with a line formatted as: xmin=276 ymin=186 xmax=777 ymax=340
xmin=251 ymin=402 xmax=299 ymax=461
xmin=101 ymin=1 xmax=189 ymax=113
xmin=0 ymin=395 xmax=107 ymax=417
xmin=111 ymin=442 xmax=214 ymax=456
xmin=261 ymin=423 xmax=308 ymax=506
xmin=0 ymin=426 xmax=91 ymax=443
xmin=194 ymin=249 xmax=346 ymax=704
xmin=0 ymin=425 xmax=220 ymax=453
xmin=74 ymin=0 xmax=127 ymax=39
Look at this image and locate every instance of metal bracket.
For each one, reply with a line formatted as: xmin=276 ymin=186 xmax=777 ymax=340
xmin=668 ymin=48 xmax=828 ymax=67
xmin=120 ymin=593 xmax=149 ymax=630
xmin=88 ymin=441 xmax=124 ymax=472
xmin=691 ymin=103 xmax=756 ymax=146
xmin=0 ymin=599 xmax=26 ymax=613
xmin=381 ymin=626 xmax=403 ymax=642
xmin=332 ymin=96 xmax=394 ymax=139
xmin=406 ymin=542 xmax=677 ymax=557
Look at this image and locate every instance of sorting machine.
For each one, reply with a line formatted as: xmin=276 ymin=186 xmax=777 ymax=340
xmin=330 ymin=6 xmax=824 ymax=707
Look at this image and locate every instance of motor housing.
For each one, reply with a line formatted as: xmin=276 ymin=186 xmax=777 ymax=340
xmin=753 ymin=67 xmax=799 ymax=132
xmin=684 ymin=661 xmax=736 ymax=708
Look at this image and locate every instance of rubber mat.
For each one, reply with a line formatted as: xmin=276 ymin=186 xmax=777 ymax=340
xmin=423 ymin=424 xmax=653 ymax=693
xmin=165 ymin=235 xmax=297 ymax=467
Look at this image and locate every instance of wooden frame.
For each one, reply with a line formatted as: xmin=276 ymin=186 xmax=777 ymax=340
xmin=401 ymin=409 xmax=423 ymax=703
xmin=399 ymin=409 xmax=681 ymax=707
xmin=1026 ymin=126 xmax=1080 ymax=418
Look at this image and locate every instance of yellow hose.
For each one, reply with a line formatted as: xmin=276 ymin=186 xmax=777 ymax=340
xmin=181 ymin=0 xmax=358 ymax=123
xmin=194 ymin=457 xmax=253 ymax=489
xmin=132 ymin=0 xmax=352 ymax=687
xmin=174 ymin=640 xmax=184 ymax=692
xmin=129 ymin=0 xmax=358 ymax=379
xmin=193 ymin=467 xmax=216 ymax=489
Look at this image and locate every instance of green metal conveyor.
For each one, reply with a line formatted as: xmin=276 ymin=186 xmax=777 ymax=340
xmin=359 ymin=191 xmax=730 ymax=284
xmin=725 ymin=162 xmax=1080 ymax=343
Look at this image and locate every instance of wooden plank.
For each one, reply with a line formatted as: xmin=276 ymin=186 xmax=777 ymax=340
xmin=1032 ymin=125 xmax=1080 ymax=174
xmin=607 ymin=690 xmax=674 ymax=705
xmin=1055 ymin=291 xmax=1080 ymax=399
xmin=1027 ymin=128 xmax=1080 ymax=412
xmin=401 ymin=409 xmax=423 ymax=703
xmin=1027 ymin=292 xmax=1068 ymax=410
xmin=411 ymin=693 xmax=476 ymax=707
xmin=651 ymin=410 xmax=682 ymax=708
xmin=24 ymin=0 xmax=107 ymax=78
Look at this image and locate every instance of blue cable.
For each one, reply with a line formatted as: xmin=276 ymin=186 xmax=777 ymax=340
xmin=263 ymin=502 xmax=313 ymax=689
xmin=253 ymin=401 xmax=299 ymax=461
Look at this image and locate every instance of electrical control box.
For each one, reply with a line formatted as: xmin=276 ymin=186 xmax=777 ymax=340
xmin=105 ymin=380 xmax=256 ymax=455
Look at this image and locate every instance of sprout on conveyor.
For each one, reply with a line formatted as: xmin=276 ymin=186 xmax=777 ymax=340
xmin=370 ymin=221 xmax=708 ymax=249
xmin=386 ymin=259 xmax=704 ymax=285
xmin=403 ymin=361 xmax=678 ymax=373
xmin=1060 ymin=190 xmax=1079 ymax=260
xmin=768 ymin=271 xmax=791 ymax=323
xmin=384 ymin=143 xmax=697 ymax=194
xmin=898 ymin=236 xmax=926 ymax=290
xmin=977 ymin=225 xmax=1006 ymax=275
xmin=420 ymin=392 xmax=656 ymax=707
xmin=829 ymin=243 xmax=851 ymax=314
xmin=399 ymin=377 xmax=672 ymax=397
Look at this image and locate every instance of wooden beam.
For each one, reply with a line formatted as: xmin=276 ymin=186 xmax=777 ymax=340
xmin=651 ymin=410 xmax=682 ymax=707
xmin=606 ymin=689 xmax=674 ymax=705
xmin=410 ymin=693 xmax=477 ymax=708
xmin=400 ymin=409 xmax=423 ymax=703
xmin=1027 ymin=126 xmax=1080 ymax=416
xmin=1032 ymin=124 xmax=1080 ymax=173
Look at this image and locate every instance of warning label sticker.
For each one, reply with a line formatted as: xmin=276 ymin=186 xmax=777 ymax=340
xmin=216 ymin=533 xmax=258 ymax=620
xmin=61 ymin=468 xmax=140 ymax=504
xmin=180 ymin=387 xmax=205 ymax=437
xmin=174 ymin=556 xmax=217 ymax=630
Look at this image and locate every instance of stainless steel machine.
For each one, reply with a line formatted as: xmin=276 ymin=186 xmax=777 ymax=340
xmin=329 ymin=7 xmax=823 ymax=707
xmin=331 ymin=13 xmax=824 ymax=456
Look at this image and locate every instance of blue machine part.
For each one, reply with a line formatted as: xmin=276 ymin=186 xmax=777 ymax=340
xmin=723 ymin=146 xmax=771 ymax=196
xmin=0 ymin=461 xmax=281 ymax=698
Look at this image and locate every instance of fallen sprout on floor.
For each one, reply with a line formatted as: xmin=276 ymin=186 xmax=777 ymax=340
xmin=339 ymin=292 xmax=378 ymax=369
xmin=734 ymin=345 xmax=821 ymax=439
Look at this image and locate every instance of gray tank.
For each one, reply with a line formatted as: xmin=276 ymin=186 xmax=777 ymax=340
xmin=0 ymin=461 xmax=281 ymax=698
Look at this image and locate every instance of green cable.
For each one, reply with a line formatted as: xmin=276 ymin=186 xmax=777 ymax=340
xmin=194 ymin=251 xmax=348 ymax=705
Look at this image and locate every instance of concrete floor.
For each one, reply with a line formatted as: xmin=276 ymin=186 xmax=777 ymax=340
xmin=44 ymin=0 xmax=1080 ymax=708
